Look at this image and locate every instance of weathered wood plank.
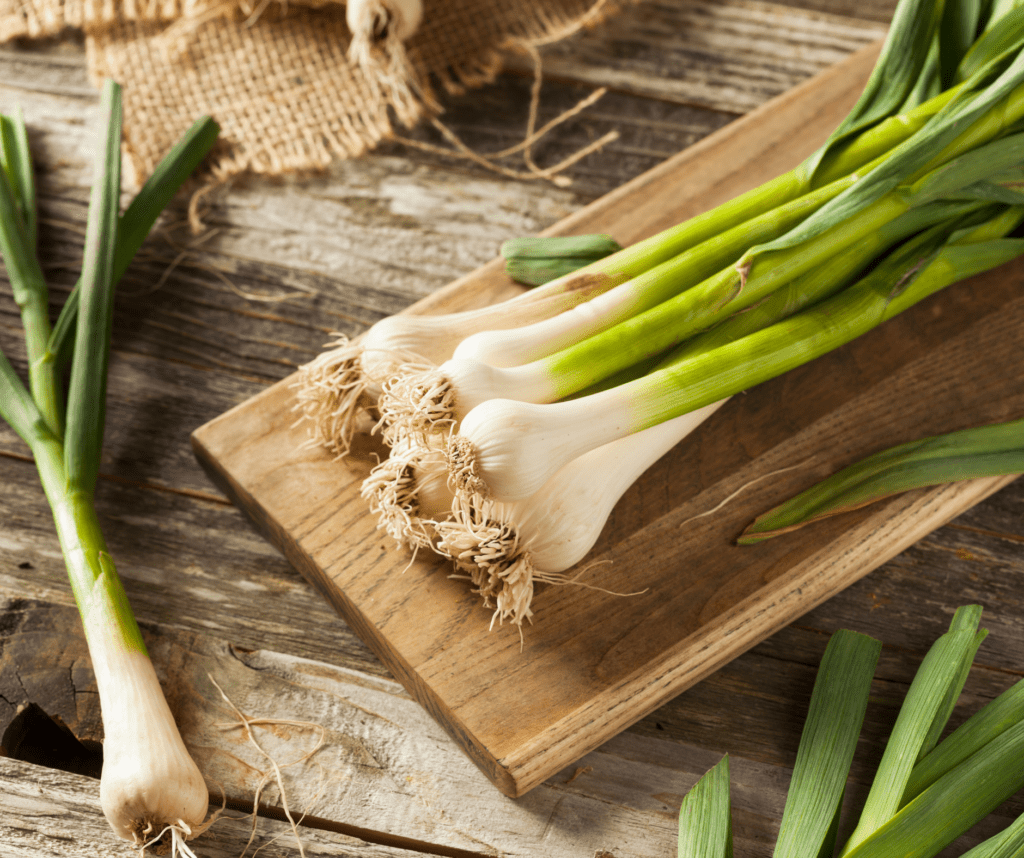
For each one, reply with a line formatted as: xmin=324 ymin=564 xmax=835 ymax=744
xmin=503 ymin=0 xmax=888 ymax=114
xmin=0 ymin=756 xmax=437 ymax=858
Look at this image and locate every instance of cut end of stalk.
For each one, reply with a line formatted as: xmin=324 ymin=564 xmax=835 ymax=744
xmin=445 ymin=433 xmax=490 ymax=498
xmin=360 ymin=445 xmax=439 ymax=551
xmin=292 ymin=336 xmax=378 ymax=458
xmin=378 ymin=367 xmax=458 ymax=444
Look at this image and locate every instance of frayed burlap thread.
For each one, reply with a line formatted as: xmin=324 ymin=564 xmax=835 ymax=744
xmin=5 ymin=0 xmax=622 ymax=188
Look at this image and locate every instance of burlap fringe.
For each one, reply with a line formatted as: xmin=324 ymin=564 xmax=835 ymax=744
xmin=6 ymin=0 xmax=625 ymax=190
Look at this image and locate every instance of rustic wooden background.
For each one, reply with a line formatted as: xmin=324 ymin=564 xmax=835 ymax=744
xmin=2 ymin=1 xmax=1023 ymax=856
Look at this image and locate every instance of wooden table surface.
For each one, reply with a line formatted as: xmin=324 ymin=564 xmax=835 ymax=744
xmin=2 ymin=2 xmax=1023 ymax=856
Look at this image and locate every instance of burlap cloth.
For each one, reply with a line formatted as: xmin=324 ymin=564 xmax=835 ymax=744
xmin=1 ymin=0 xmax=619 ymax=187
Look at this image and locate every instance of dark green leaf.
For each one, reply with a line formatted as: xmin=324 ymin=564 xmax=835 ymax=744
xmin=959 ymin=5 xmax=1024 ymax=81
xmin=49 ymin=114 xmax=220 ymax=369
xmin=939 ymin=0 xmax=984 ymax=88
xmin=802 ymin=0 xmax=947 ymax=183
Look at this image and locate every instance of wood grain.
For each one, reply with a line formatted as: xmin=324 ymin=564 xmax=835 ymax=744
xmin=0 ymin=755 xmax=437 ymax=858
xmin=193 ymin=40 xmax=1023 ymax=798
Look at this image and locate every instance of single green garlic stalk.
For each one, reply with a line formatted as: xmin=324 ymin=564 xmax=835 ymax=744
xmin=0 ymin=84 xmax=219 ymax=851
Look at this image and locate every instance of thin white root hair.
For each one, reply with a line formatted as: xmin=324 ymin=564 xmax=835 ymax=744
xmin=208 ymin=675 xmax=329 ymax=858
xmin=678 ymin=463 xmax=811 ymax=529
xmin=292 ymin=335 xmax=375 ymax=458
xmin=377 ymin=366 xmax=458 ymax=445
xmin=139 ymin=822 xmax=201 ymax=858
xmin=134 ymin=785 xmax=227 ymax=856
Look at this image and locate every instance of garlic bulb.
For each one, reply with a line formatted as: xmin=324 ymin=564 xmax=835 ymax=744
xmin=435 ymin=400 xmax=728 ymax=626
xmin=83 ymin=570 xmax=209 ymax=849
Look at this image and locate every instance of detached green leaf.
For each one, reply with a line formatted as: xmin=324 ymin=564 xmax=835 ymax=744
xmin=843 ymin=719 xmax=1024 ymax=858
xmin=678 ymin=756 xmax=733 ymax=858
xmin=501 ymin=234 xmax=622 ymax=287
xmin=920 ymin=605 xmax=988 ymax=758
xmin=738 ymin=417 xmax=1024 ymax=544
xmin=501 ymin=234 xmax=621 ymax=260
xmin=905 ymin=674 xmax=1024 ymax=802
xmin=772 ymin=630 xmax=881 ymax=858
xmin=961 ymin=811 xmax=1024 ymax=858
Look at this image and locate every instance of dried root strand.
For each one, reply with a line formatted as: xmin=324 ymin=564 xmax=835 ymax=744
xmin=293 ymin=335 xmax=378 ymax=458
xmin=377 ymin=366 xmax=459 ymax=445
xmin=360 ymin=438 xmax=450 ymax=550
xmin=444 ymin=432 xmax=490 ymax=498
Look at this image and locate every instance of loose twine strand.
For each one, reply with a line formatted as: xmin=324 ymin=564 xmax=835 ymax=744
xmin=394 ymin=38 xmax=619 ymax=187
xmin=392 ymin=0 xmax=620 ymax=186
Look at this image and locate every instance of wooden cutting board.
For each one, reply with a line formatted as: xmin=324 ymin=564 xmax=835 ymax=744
xmin=191 ymin=40 xmax=1024 ymax=798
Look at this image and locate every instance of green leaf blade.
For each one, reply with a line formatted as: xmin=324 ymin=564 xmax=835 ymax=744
xmin=840 ymin=608 xmax=986 ymax=853
xmin=905 ymin=674 xmax=1024 ymax=802
xmin=49 ymin=114 xmax=220 ymax=370
xmin=63 ymin=80 xmax=123 ymax=495
xmin=844 ymin=718 xmax=1024 ymax=858
xmin=772 ymin=629 xmax=881 ymax=858
xmin=0 ymin=108 xmax=37 ymax=248
xmin=739 ymin=417 xmax=1024 ymax=544
xmin=678 ymin=756 xmax=733 ymax=858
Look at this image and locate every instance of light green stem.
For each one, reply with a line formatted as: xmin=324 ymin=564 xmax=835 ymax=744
xmin=543 ymin=191 xmax=911 ymax=398
xmin=547 ymin=83 xmax=961 ymax=299
xmin=0 ymin=166 xmax=62 ymax=437
xmin=626 ymin=216 xmax=1024 ymax=432
xmin=30 ymin=432 xmax=147 ymax=655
